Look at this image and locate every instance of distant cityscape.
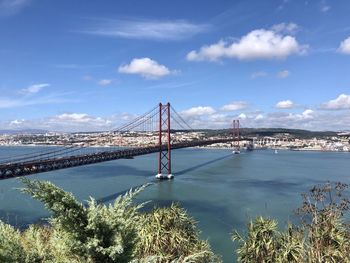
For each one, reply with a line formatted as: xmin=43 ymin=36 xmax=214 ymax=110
xmin=0 ymin=130 xmax=349 ymax=152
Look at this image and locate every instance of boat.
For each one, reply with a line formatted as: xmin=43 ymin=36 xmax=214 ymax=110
xmin=233 ymin=150 xmax=240 ymax=154
xmin=274 ymin=149 xmax=278 ymax=154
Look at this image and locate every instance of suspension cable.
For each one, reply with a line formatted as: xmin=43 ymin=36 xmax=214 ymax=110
xmin=0 ymin=104 xmax=160 ymax=164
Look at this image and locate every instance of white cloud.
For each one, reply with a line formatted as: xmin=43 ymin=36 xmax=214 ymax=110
xmin=0 ymin=0 xmax=30 ymax=17
xmin=320 ymin=1 xmax=331 ymax=12
xmin=46 ymin=113 xmax=113 ymax=132
xmin=251 ymin=71 xmax=267 ymax=79
xmin=275 ymin=100 xmax=295 ymax=109
xmin=118 ymin=58 xmax=172 ymax=79
xmin=245 ymin=110 xmax=350 ymax=131
xmin=97 ymin=79 xmax=113 ymax=86
xmin=208 ymin=113 xmax=227 ymax=123
xmin=277 ymin=70 xmax=290 ymax=78
xmin=83 ymin=19 xmax=209 ymax=41
xmin=186 ymin=26 xmax=307 ymax=61
xmin=320 ymin=94 xmax=350 ymax=110
xmin=56 ymin=113 xmax=92 ymax=122
xmin=181 ymin=106 xmax=216 ymax=117
xmin=238 ymin=113 xmax=247 ymax=119
xmin=301 ymin=109 xmax=314 ymax=119
xmin=175 ymin=107 xmax=350 ymax=131
xmin=2 ymin=112 xmax=141 ymax=132
xmin=220 ymin=101 xmax=248 ymax=111
xmin=255 ymin=114 xmax=264 ymax=120
xmin=338 ymin=37 xmax=350 ymax=55
xmin=4 ymin=105 xmax=350 ymax=132
xmin=321 ymin=5 xmax=330 ymax=12
xmin=271 ymin=23 xmax=299 ymax=34
xmin=9 ymin=119 xmax=24 ymax=126
xmin=251 ymin=110 xmax=316 ymax=127
xmin=20 ymin=83 xmax=50 ymax=94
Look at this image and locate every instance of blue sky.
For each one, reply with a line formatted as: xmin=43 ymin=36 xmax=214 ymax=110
xmin=0 ymin=0 xmax=350 ymax=131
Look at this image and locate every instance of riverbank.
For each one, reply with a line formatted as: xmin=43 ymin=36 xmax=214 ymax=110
xmin=1 ymin=144 xmax=349 ymax=153
xmin=198 ymin=146 xmax=350 ymax=153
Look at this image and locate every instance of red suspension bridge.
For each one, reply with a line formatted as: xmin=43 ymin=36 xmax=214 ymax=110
xmin=0 ymin=103 xmax=245 ymax=180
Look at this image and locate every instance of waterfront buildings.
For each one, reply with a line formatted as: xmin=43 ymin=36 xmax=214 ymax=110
xmin=0 ymin=131 xmax=349 ymax=152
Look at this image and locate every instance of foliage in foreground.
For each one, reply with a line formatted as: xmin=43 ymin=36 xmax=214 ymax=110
xmin=136 ymin=204 xmax=220 ymax=262
xmin=233 ymin=182 xmax=350 ymax=263
xmin=2 ymin=179 xmax=350 ymax=263
xmin=0 ymin=179 xmax=219 ymax=263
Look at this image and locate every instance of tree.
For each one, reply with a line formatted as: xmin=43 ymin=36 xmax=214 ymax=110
xmin=233 ymin=182 xmax=350 ymax=263
xmin=0 ymin=179 xmax=220 ymax=263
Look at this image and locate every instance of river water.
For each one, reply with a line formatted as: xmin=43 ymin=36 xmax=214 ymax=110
xmin=0 ymin=146 xmax=350 ymax=262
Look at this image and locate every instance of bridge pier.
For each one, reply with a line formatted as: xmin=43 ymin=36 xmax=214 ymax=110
xmin=156 ymin=102 xmax=173 ymax=180
xmin=155 ymin=173 xmax=173 ymax=179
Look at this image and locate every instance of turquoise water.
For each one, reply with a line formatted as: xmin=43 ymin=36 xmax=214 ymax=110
xmin=0 ymin=146 xmax=350 ymax=262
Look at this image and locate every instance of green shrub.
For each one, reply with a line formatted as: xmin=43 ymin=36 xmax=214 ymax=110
xmin=21 ymin=225 xmax=54 ymax=262
xmin=233 ymin=182 xmax=350 ymax=263
xmin=0 ymin=220 xmax=26 ymax=262
xmin=0 ymin=179 xmax=220 ymax=263
xmin=136 ymin=203 xmax=220 ymax=262
xmin=21 ymin=179 xmax=145 ymax=263
xmin=232 ymin=218 xmax=304 ymax=263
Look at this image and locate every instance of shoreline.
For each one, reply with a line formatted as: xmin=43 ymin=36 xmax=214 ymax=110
xmin=197 ymin=146 xmax=350 ymax=153
xmin=0 ymin=144 xmax=349 ymax=153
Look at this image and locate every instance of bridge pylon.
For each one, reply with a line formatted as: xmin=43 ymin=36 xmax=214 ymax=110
xmin=232 ymin=120 xmax=240 ymax=154
xmin=155 ymin=102 xmax=173 ymax=179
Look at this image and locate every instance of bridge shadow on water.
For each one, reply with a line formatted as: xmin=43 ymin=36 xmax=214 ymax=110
xmin=97 ymin=153 xmax=232 ymax=204
xmin=175 ymin=153 xmax=232 ymax=176
xmin=52 ymin=163 xmax=153 ymax=180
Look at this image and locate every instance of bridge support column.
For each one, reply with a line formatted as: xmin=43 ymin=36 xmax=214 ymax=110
xmin=156 ymin=102 xmax=173 ymax=179
xmin=232 ymin=120 xmax=240 ymax=154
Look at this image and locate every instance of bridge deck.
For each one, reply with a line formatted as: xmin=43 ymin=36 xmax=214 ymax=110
xmin=0 ymin=139 xmax=234 ymax=180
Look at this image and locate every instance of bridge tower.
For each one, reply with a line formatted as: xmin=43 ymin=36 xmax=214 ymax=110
xmin=232 ymin=120 xmax=240 ymax=154
xmin=156 ymin=102 xmax=173 ymax=179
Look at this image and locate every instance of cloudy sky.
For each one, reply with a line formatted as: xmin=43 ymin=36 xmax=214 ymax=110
xmin=0 ymin=0 xmax=350 ymax=131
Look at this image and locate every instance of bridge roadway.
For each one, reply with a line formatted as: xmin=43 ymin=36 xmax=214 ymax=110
xmin=0 ymin=138 xmax=235 ymax=180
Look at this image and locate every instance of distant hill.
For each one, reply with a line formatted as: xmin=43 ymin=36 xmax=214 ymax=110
xmin=241 ymin=128 xmax=338 ymax=138
xmin=0 ymin=128 xmax=342 ymax=139
xmin=193 ymin=128 xmax=338 ymax=139
xmin=0 ymin=129 xmax=48 ymax=135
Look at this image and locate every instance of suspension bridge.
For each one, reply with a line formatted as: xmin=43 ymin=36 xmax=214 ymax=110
xmin=0 ymin=103 xmax=244 ymax=180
